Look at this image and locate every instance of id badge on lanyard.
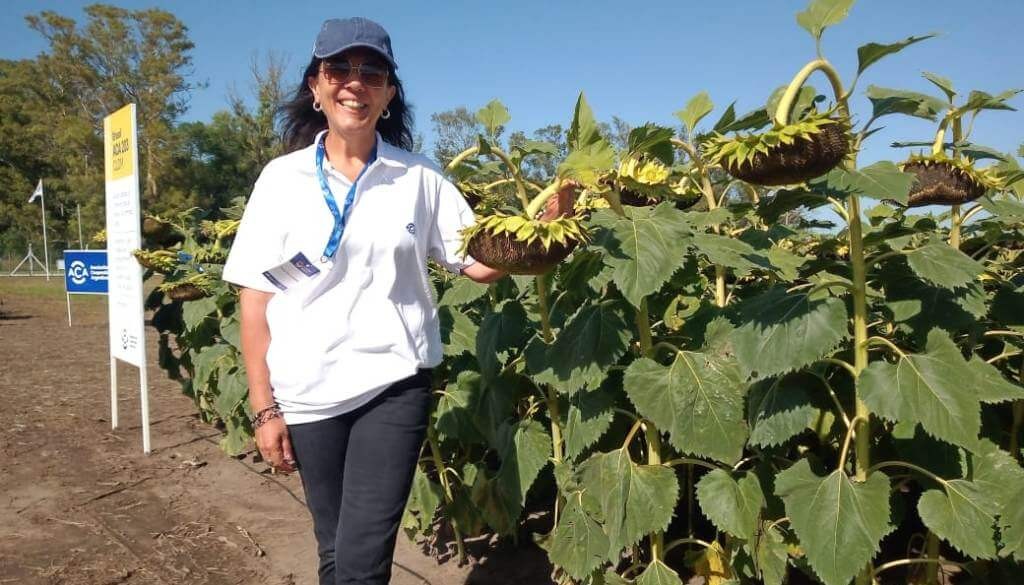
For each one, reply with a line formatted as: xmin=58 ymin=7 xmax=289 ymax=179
xmin=261 ymin=133 xmax=376 ymax=294
xmin=315 ymin=133 xmax=377 ymax=263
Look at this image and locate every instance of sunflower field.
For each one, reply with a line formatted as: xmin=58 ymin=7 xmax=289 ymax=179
xmin=138 ymin=0 xmax=1024 ymax=583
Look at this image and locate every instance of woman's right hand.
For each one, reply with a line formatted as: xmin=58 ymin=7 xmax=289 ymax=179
xmin=255 ymin=417 xmax=296 ymax=473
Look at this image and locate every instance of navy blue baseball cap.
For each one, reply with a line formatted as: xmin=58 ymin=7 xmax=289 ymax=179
xmin=312 ymin=17 xmax=397 ymax=70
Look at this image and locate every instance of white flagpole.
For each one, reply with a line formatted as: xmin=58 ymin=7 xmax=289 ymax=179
xmin=39 ymin=181 xmax=50 ymax=280
xmin=77 ymin=204 xmax=84 ymax=249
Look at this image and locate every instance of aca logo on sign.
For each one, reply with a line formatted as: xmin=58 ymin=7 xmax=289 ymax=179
xmin=69 ymin=260 xmax=89 ymax=285
xmin=63 ymin=250 xmax=109 ymax=295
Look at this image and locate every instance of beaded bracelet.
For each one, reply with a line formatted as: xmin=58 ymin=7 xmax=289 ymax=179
xmin=251 ymin=404 xmax=283 ymax=429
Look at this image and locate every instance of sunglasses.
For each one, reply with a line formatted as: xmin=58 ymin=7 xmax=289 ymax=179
xmin=320 ymin=60 xmax=389 ymax=88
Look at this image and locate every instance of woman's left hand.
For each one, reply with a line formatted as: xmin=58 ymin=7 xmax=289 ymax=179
xmin=539 ymin=180 xmax=581 ymax=221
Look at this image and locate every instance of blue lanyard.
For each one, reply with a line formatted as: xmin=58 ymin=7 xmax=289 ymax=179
xmin=315 ymin=133 xmax=377 ymax=262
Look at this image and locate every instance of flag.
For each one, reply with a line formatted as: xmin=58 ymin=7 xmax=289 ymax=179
xmin=28 ymin=180 xmax=43 ymax=204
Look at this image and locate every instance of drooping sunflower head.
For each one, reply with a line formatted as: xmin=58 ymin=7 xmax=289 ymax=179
xmin=901 ymin=153 xmax=1004 ymax=207
xmin=701 ymin=111 xmax=852 ymax=186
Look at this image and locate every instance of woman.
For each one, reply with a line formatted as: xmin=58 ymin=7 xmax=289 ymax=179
xmin=223 ymin=17 xmax=573 ymax=585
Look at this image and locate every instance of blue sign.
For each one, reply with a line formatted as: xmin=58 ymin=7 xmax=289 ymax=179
xmin=64 ymin=250 xmax=109 ymax=294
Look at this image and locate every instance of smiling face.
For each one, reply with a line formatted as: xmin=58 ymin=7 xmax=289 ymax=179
xmin=308 ymin=48 xmax=397 ymax=142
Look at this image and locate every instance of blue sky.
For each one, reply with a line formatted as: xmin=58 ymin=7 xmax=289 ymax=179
xmin=4 ymin=0 xmax=1023 ymax=165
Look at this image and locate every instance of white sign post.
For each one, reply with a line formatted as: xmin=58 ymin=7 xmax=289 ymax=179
xmin=104 ymin=104 xmax=151 ymax=453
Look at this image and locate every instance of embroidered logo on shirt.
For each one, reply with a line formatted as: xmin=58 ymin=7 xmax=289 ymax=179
xmin=406 ymin=223 xmax=416 ymax=235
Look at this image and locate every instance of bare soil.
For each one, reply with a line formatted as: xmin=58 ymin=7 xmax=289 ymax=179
xmin=0 ymin=277 xmax=555 ymax=585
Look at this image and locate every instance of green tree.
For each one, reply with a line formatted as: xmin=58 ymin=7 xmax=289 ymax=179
xmin=27 ymin=4 xmax=199 ymax=213
xmin=430 ymin=106 xmax=488 ymax=167
xmin=164 ymin=53 xmax=286 ymax=212
xmin=508 ymin=123 xmax=567 ymax=182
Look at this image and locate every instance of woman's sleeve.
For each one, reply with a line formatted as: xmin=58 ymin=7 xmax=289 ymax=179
xmin=222 ymin=168 xmax=285 ymax=293
xmin=428 ymin=177 xmax=478 ymax=274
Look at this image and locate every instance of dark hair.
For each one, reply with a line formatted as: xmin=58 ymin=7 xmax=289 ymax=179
xmin=280 ymin=56 xmax=414 ymax=153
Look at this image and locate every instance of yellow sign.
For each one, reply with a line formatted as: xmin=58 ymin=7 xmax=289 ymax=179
xmin=104 ymin=104 xmax=136 ymax=181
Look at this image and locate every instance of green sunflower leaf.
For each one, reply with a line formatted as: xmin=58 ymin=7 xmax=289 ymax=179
xmin=403 ymin=466 xmax=444 ymax=535
xmin=636 ymin=559 xmax=683 ymax=585
xmin=547 ymin=495 xmax=609 ymax=579
xmin=796 ymin=0 xmax=854 ymax=42
xmin=999 ymin=485 xmax=1024 ymax=559
xmin=567 ymin=91 xmax=603 ymax=150
xmin=439 ymin=306 xmax=478 ymax=357
xmin=475 ymin=301 xmax=531 ymax=380
xmin=546 ymin=300 xmax=633 ymax=394
xmin=564 ymin=385 xmax=616 ymax=462
xmin=579 ymin=449 xmax=679 ymax=561
xmin=918 ymin=480 xmax=999 ymax=559
xmin=753 ymin=523 xmax=789 ymax=585
xmin=624 ymin=353 xmax=748 ymax=464
xmin=971 ymin=440 xmax=1024 ymax=510
xmin=825 ymin=161 xmax=916 ymax=204
xmin=775 ymin=460 xmax=892 ymax=585
xmin=866 ymin=85 xmax=947 ymax=121
xmin=695 ymin=469 xmax=765 ymax=539
xmin=856 ymin=34 xmax=934 ymax=76
xmin=439 ymin=277 xmax=489 ymax=307
xmin=968 ymin=357 xmax=1024 ymax=403
xmin=676 ymin=91 xmax=714 ymax=136
xmin=859 ymin=329 xmax=980 ymax=450
xmin=730 ymin=286 xmax=849 ymax=380
xmin=961 ymin=89 xmax=1022 ymax=115
xmin=494 ymin=418 xmax=552 ymax=511
xmin=690 ymin=233 xmax=773 ymax=276
xmin=589 ymin=203 xmax=693 ymax=308
xmin=559 ymin=140 xmax=616 ymax=185
xmin=476 ymin=99 xmax=510 ymax=138
xmin=905 ymin=240 xmax=984 ymax=290
xmin=922 ymin=71 xmax=956 ymax=102
xmin=747 ymin=374 xmax=821 ymax=448
xmin=213 ymin=364 xmax=248 ymax=419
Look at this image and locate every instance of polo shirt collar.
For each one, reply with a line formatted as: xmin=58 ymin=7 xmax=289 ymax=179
xmin=310 ymin=130 xmax=407 ymax=170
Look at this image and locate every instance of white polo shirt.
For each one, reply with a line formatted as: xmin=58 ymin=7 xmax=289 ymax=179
xmin=222 ymin=131 xmax=477 ymax=424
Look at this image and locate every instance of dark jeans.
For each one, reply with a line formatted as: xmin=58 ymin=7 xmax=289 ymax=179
xmin=288 ymin=370 xmax=431 ymax=585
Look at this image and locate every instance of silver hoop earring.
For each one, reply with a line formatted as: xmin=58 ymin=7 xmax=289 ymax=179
xmin=380 ymin=108 xmax=391 ymax=120
xmin=313 ymin=101 xmax=322 ymax=112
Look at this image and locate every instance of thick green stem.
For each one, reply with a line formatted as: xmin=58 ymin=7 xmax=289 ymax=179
xmin=485 ymin=177 xmax=543 ymax=193
xmin=948 ymin=117 xmax=964 ymax=249
xmin=605 ymin=188 xmax=627 ymax=217
xmin=924 ymin=532 xmax=941 ymax=584
xmin=445 ymin=144 xmax=531 ymax=209
xmin=488 ymin=147 xmax=531 ymax=210
xmin=952 ymin=116 xmax=964 ymax=160
xmin=774 ymin=59 xmax=849 ymax=126
xmin=931 ymin=118 xmax=950 ymax=156
xmin=634 ymin=293 xmax=663 ymax=559
xmin=950 ymin=205 xmax=962 ymax=249
xmin=697 ymin=164 xmax=729 ymax=309
xmin=524 ymin=180 xmax=565 ymax=219
xmin=686 ymin=464 xmax=695 ymax=536
xmin=784 ymin=57 xmax=874 ymax=585
xmin=1012 ymin=401 xmax=1024 ymax=462
xmin=786 ymin=58 xmax=868 ymax=482
xmin=1013 ymin=360 xmax=1024 ymax=461
xmin=536 ymin=276 xmax=564 ymax=525
xmin=445 ymin=146 xmax=480 ymax=173
xmin=426 ymin=425 xmax=466 ymax=564
xmin=848 ymin=194 xmax=871 ymax=482
xmin=838 ymin=416 xmax=868 ymax=471
xmin=646 ymin=420 xmax=665 ymax=560
xmin=714 ymin=265 xmax=727 ymax=308
xmin=961 ymin=203 xmax=985 ymax=226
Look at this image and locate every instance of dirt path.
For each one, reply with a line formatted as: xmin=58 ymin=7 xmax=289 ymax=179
xmin=0 ymin=278 xmax=552 ymax=585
